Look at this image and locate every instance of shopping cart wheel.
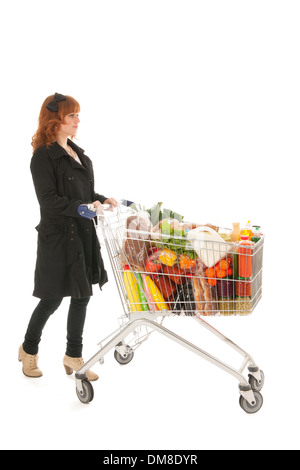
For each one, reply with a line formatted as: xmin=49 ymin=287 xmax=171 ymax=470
xmin=114 ymin=345 xmax=134 ymax=365
xmin=248 ymin=370 xmax=265 ymax=392
xmin=76 ymin=379 xmax=94 ymax=404
xmin=239 ymin=391 xmax=263 ymax=414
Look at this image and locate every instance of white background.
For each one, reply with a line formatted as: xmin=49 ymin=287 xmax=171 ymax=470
xmin=0 ymin=0 xmax=299 ymax=451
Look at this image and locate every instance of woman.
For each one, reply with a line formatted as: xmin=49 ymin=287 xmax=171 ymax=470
xmin=19 ymin=93 xmax=117 ymax=381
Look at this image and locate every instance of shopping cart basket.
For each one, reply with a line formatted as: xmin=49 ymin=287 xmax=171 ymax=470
xmin=75 ymin=203 xmax=265 ymax=413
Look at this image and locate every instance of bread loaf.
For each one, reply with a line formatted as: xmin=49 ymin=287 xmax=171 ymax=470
xmin=192 ymin=260 xmax=218 ymax=315
xmin=122 ymin=215 xmax=152 ymax=270
xmin=192 ymin=277 xmax=205 ymax=313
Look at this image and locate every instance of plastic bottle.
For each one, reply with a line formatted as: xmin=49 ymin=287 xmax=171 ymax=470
xmin=238 ymin=235 xmax=253 ymax=278
xmin=251 ymin=226 xmax=261 ymax=243
xmin=235 ymin=276 xmax=252 ymax=297
xmin=241 ymin=221 xmax=253 ymax=240
xmin=230 ymin=223 xmax=240 ymax=242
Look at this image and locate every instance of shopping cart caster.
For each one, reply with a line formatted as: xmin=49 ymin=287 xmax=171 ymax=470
xmin=76 ymin=379 xmax=94 ymax=404
xmin=248 ymin=370 xmax=265 ymax=392
xmin=239 ymin=391 xmax=263 ymax=414
xmin=114 ymin=342 xmax=134 ymax=365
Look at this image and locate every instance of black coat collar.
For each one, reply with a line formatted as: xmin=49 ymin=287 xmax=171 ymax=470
xmin=47 ymin=139 xmax=85 ymax=160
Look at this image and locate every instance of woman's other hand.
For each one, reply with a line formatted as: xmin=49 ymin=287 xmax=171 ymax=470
xmin=103 ymin=198 xmax=118 ymax=207
xmin=93 ymin=198 xmax=118 ymax=214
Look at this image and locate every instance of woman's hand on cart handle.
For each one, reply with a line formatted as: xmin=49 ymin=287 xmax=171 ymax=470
xmin=103 ymin=198 xmax=118 ymax=208
xmin=94 ymin=198 xmax=118 ymax=214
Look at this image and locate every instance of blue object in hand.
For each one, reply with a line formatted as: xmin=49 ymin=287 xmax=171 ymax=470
xmin=77 ymin=204 xmax=96 ymax=219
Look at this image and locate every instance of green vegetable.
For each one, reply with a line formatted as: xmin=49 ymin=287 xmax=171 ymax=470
xmin=135 ymin=272 xmax=149 ymax=311
xmin=147 ymin=202 xmax=163 ymax=226
xmin=129 ymin=202 xmax=184 ymax=227
xmin=147 ymin=203 xmax=184 ymax=227
xmin=129 ymin=201 xmax=194 ymax=259
xmin=155 ymin=225 xmax=197 ymax=260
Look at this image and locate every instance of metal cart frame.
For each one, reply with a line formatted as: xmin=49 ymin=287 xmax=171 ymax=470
xmin=75 ymin=205 xmax=264 ymax=413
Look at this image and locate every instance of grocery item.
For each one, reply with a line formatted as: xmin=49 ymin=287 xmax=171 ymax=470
xmin=204 ymin=258 xmax=233 ymax=286
xmin=123 ymin=267 xmax=142 ymax=312
xmin=235 ymin=277 xmax=252 ymax=297
xmin=219 ymin=233 xmax=232 ymax=242
xmin=205 ymin=267 xmax=217 ymax=280
xmin=217 ymin=279 xmax=234 ymax=315
xmin=152 ymin=219 xmax=197 ymax=260
xmin=154 ymin=275 xmax=177 ymax=301
xmin=145 ymin=251 xmax=162 ymax=273
xmin=204 ymin=223 xmax=220 ymax=233
xmin=142 ymin=274 xmax=159 ymax=312
xmin=152 ymin=219 xmax=219 ymax=239
xmin=192 ymin=260 xmax=218 ymax=315
xmin=235 ymin=296 xmax=252 ymax=315
xmin=230 ymin=223 xmax=240 ymax=242
xmin=159 ymin=249 xmax=177 ymax=267
xmin=179 ymin=254 xmax=196 ymax=270
xmin=187 ymin=226 xmax=229 ymax=268
xmin=122 ymin=214 xmax=152 ymax=269
xmin=147 ymin=203 xmax=184 ymax=227
xmin=215 ymin=258 xmax=233 ymax=278
xmin=135 ymin=272 xmax=150 ymax=311
xmin=172 ymin=281 xmax=195 ymax=314
xmin=162 ymin=264 xmax=187 ymax=285
xmin=251 ymin=226 xmax=261 ymax=243
xmin=144 ymin=275 xmax=169 ymax=311
xmin=151 ymin=218 xmax=182 ymax=240
xmin=238 ymin=235 xmax=253 ymax=278
xmin=241 ymin=221 xmax=253 ymax=240
xmin=232 ymin=247 xmax=239 ymax=279
xmin=218 ymin=298 xmax=235 ymax=315
xmin=192 ymin=277 xmax=205 ymax=313
xmin=217 ymin=278 xmax=234 ymax=298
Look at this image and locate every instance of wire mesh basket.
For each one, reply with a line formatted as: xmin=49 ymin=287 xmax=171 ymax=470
xmin=99 ymin=205 xmax=264 ymax=318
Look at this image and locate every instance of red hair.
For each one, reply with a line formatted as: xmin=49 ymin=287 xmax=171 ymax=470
xmin=31 ymin=94 xmax=80 ymax=152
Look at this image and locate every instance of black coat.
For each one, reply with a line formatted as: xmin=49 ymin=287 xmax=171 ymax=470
xmin=30 ymin=139 xmax=108 ymax=299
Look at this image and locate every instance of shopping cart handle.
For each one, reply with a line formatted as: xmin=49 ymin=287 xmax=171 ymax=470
xmin=77 ymin=204 xmax=97 ymax=219
xmin=120 ymin=199 xmax=135 ymax=207
xmin=101 ymin=203 xmax=115 ymax=211
xmin=98 ymin=200 xmax=131 ymax=215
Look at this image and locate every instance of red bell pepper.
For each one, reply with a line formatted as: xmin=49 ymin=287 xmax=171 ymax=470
xmin=145 ymin=251 xmax=162 ymax=274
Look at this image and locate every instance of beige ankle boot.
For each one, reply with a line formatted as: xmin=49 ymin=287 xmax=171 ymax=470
xmin=18 ymin=345 xmax=43 ymax=378
xmin=63 ymin=355 xmax=99 ymax=382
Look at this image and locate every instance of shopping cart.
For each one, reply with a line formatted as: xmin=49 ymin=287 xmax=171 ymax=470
xmin=74 ymin=203 xmax=265 ymax=413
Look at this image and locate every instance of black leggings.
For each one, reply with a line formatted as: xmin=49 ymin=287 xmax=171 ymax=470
xmin=23 ymin=297 xmax=90 ymax=357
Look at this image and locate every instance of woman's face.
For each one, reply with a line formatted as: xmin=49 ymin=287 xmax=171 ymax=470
xmin=59 ymin=112 xmax=80 ymax=137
